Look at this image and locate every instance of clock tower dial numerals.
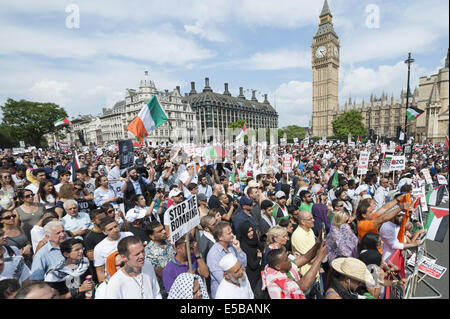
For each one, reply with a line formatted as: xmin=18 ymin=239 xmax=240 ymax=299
xmin=315 ymin=46 xmax=327 ymax=59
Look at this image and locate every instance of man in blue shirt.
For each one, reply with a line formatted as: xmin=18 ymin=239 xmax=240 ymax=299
xmin=206 ymin=221 xmax=247 ymax=299
xmin=29 ymin=221 xmax=67 ymax=281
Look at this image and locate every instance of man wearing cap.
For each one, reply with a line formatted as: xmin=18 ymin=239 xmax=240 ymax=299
xmin=162 ymin=188 xmax=185 ymax=241
xmin=215 ymin=253 xmax=254 ymax=299
xmin=232 ymin=196 xmax=258 ymax=235
xmin=272 ymin=191 xmax=289 ymax=224
xmin=155 ymin=162 xmax=179 ymax=193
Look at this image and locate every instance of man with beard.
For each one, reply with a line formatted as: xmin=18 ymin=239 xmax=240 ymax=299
xmin=106 ymin=236 xmax=161 ymax=299
xmin=272 ymin=191 xmax=289 ymax=224
xmin=379 ymin=212 xmax=425 ymax=262
xmin=121 ymin=167 xmax=155 ymax=213
xmin=215 ymin=253 xmax=254 ymax=299
xmin=299 ymin=190 xmax=314 ymax=214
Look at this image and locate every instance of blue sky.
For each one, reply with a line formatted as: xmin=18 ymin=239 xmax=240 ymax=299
xmin=0 ymin=0 xmax=448 ymax=128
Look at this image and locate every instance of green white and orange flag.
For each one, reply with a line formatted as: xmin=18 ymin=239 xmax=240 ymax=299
xmin=127 ymin=95 xmax=169 ymax=143
xmin=54 ymin=117 xmax=70 ymax=127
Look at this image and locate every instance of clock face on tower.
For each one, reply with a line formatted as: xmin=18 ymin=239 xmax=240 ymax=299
xmin=315 ymin=46 xmax=327 ymax=59
xmin=334 ymin=45 xmax=339 ymax=58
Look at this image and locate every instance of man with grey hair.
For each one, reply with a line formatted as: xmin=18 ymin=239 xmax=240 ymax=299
xmin=215 ymin=253 xmax=253 ymax=299
xmin=61 ymin=199 xmax=92 ymax=238
xmin=29 ymin=221 xmax=67 ymax=281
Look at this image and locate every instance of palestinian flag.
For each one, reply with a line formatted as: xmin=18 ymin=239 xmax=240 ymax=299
xmin=446 ymin=136 xmax=449 ymax=155
xmin=236 ymin=123 xmax=247 ymax=140
xmin=71 ymin=150 xmax=81 ymax=182
xmin=425 ymin=185 xmax=445 ymax=206
xmin=424 ymin=207 xmax=449 ymax=242
xmin=230 ymin=163 xmax=238 ymax=184
xmin=356 ymin=136 xmax=360 ymax=146
xmin=406 ymin=106 xmax=424 ymax=120
xmin=54 ymin=117 xmax=70 ymax=127
xmin=127 ymin=95 xmax=169 ymax=143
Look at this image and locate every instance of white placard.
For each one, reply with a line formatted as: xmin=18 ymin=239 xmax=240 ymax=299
xmin=166 ymin=195 xmax=200 ymax=243
xmin=421 ymin=169 xmax=433 ymax=184
xmin=390 ymin=156 xmax=406 ymax=171
xmin=357 ymin=151 xmax=370 ymax=175
xmin=282 ymin=154 xmax=293 ymax=173
xmin=437 ymin=175 xmax=448 ymax=185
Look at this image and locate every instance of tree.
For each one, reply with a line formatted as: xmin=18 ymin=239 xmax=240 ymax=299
xmin=1 ymin=99 xmax=68 ymax=147
xmin=228 ymin=119 xmax=246 ymax=129
xmin=278 ymin=125 xmax=306 ymax=143
xmin=332 ymin=110 xmax=367 ymax=141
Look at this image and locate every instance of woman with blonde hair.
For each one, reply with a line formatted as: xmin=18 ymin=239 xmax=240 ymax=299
xmin=262 ymin=225 xmax=289 ymax=266
xmin=325 ymin=210 xmax=359 ymax=265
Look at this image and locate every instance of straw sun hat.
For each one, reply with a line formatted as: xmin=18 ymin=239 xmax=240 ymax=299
xmin=331 ymin=257 xmax=376 ymax=286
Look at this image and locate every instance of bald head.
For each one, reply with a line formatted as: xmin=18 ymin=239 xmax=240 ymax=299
xmin=298 ymin=211 xmax=314 ymax=229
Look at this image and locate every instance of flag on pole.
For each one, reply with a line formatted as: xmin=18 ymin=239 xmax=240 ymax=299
xmin=54 ymin=117 xmax=70 ymax=127
xmin=356 ymin=136 xmax=360 ymax=146
xmin=406 ymin=106 xmax=424 ymax=120
xmin=230 ymin=163 xmax=238 ymax=184
xmin=236 ymin=123 xmax=247 ymax=140
xmin=397 ymin=193 xmax=411 ymax=243
xmin=425 ymin=185 xmax=445 ymax=206
xmin=71 ymin=150 xmax=81 ymax=182
xmin=127 ymin=95 xmax=169 ymax=143
xmin=424 ymin=207 xmax=449 ymax=242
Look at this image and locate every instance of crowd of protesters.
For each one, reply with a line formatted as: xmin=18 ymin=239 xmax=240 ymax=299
xmin=0 ymin=139 xmax=448 ymax=299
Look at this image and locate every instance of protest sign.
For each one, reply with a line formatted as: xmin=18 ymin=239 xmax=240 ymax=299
xmin=407 ymin=254 xmax=447 ymax=280
xmin=437 ymin=175 xmax=448 ymax=185
xmin=381 ymin=144 xmax=387 ymax=153
xmin=421 ymin=169 xmax=433 ymax=184
xmin=380 ymin=156 xmax=392 ymax=173
xmin=282 ymin=154 xmax=293 ymax=173
xmin=166 ymin=196 xmax=200 ymax=243
xmin=293 ymin=138 xmax=298 ymax=144
xmin=348 ymin=142 xmax=355 ymax=148
xmin=357 ymin=151 xmax=370 ymax=175
xmin=118 ymin=139 xmax=134 ymax=169
xmin=390 ymin=156 xmax=406 ymax=171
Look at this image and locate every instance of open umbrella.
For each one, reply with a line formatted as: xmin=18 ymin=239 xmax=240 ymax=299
xmin=203 ymin=146 xmax=228 ymax=157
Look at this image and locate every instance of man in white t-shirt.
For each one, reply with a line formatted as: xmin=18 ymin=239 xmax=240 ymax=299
xmin=105 ymin=236 xmax=161 ymax=299
xmin=215 ymin=253 xmax=254 ymax=299
xmin=93 ymin=218 xmax=133 ymax=283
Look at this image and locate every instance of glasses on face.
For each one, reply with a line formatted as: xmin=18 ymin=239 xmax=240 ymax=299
xmin=74 ymin=187 xmax=83 ymax=191
xmin=336 ymin=204 xmax=344 ymax=208
xmin=107 ymin=209 xmax=115 ymax=214
xmin=24 ymin=194 xmax=34 ymax=199
xmin=2 ymin=175 xmax=11 ymax=179
xmin=1 ymin=214 xmax=17 ymax=220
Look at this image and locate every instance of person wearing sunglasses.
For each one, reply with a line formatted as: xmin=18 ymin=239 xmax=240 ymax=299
xmin=0 ymin=169 xmax=17 ymax=211
xmin=13 ymin=189 xmax=46 ymax=243
xmin=0 ymin=209 xmax=33 ymax=260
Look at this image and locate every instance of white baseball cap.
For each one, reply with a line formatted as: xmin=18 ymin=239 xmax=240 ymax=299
xmin=169 ymin=188 xmax=183 ymax=198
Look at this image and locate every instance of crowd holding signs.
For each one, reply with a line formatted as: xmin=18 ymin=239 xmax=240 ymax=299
xmin=0 ymin=136 xmax=448 ymax=300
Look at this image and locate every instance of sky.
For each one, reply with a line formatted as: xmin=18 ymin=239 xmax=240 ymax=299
xmin=0 ymin=0 xmax=448 ymax=128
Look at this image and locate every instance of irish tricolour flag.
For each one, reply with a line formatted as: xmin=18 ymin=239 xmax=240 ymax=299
xmin=127 ymin=95 xmax=169 ymax=142
xmin=54 ymin=117 xmax=70 ymax=127
xmin=406 ymin=106 xmax=424 ymax=120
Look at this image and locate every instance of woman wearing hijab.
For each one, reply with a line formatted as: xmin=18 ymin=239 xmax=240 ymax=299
xmin=168 ymin=272 xmax=209 ymax=299
xmin=236 ymin=221 xmax=263 ymax=292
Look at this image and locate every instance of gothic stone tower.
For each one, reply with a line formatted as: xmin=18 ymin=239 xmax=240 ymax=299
xmin=312 ymin=0 xmax=340 ymax=137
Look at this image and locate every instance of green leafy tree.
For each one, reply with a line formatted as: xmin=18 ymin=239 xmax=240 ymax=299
xmin=278 ymin=125 xmax=306 ymax=143
xmin=228 ymin=119 xmax=246 ymax=129
xmin=332 ymin=110 xmax=367 ymax=141
xmin=1 ymin=99 xmax=68 ymax=147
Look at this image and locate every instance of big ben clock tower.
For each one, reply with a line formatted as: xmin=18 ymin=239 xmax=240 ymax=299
xmin=312 ymin=0 xmax=340 ymax=137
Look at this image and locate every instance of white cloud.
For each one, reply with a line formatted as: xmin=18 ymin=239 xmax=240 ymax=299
xmin=246 ymin=49 xmax=311 ymax=70
xmin=184 ymin=20 xmax=227 ymax=43
xmin=272 ymin=81 xmax=312 ymax=127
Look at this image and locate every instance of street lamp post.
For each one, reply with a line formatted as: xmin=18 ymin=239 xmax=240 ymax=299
xmin=404 ymin=52 xmax=415 ymax=143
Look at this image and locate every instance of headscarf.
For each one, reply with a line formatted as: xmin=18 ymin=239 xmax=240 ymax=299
xmin=44 ymin=257 xmax=89 ymax=283
xmin=167 ymin=273 xmax=209 ymax=299
xmin=236 ymin=220 xmax=258 ymax=248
